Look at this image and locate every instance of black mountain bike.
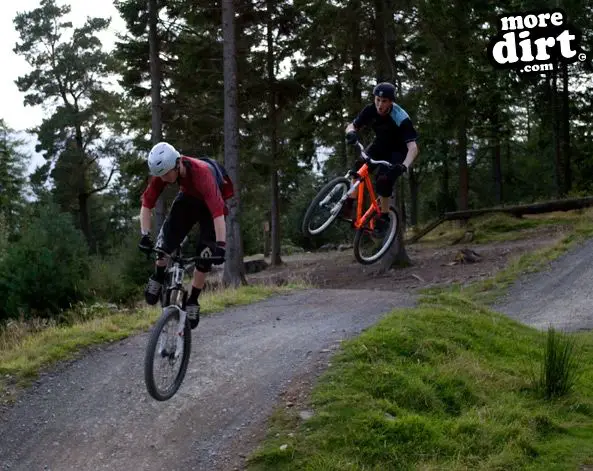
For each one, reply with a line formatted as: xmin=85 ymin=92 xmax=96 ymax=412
xmin=144 ymin=240 xmax=223 ymax=401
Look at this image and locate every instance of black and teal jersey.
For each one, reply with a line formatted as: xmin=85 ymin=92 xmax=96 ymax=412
xmin=352 ymin=103 xmax=418 ymax=155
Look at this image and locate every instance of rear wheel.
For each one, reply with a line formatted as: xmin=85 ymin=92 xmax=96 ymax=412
xmin=353 ymin=206 xmax=400 ymax=265
xmin=302 ymin=177 xmax=351 ymax=236
xmin=144 ymin=306 xmax=192 ymax=401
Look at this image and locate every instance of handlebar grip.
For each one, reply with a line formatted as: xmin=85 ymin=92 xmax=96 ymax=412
xmin=193 ymin=256 xmax=225 ymax=263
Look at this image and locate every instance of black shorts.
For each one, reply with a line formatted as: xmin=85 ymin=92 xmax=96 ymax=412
xmin=155 ymin=192 xmax=216 ymax=272
xmin=354 ymin=143 xmax=406 ymax=198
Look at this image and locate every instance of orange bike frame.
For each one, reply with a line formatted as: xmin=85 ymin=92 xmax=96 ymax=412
xmin=350 ymin=162 xmax=381 ymax=231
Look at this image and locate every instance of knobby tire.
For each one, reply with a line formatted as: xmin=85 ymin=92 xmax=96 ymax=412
xmin=353 ymin=206 xmax=400 ymax=265
xmin=144 ymin=306 xmax=192 ymax=401
xmin=302 ymin=176 xmax=351 ymax=237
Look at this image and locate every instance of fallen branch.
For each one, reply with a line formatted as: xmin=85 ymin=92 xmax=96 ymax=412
xmin=406 ymin=196 xmax=593 ymax=244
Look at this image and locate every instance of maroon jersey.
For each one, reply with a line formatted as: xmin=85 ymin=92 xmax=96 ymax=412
xmin=141 ymin=156 xmax=227 ymax=217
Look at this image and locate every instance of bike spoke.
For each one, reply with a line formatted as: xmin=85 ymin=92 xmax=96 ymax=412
xmin=152 ymin=316 xmax=184 ymax=395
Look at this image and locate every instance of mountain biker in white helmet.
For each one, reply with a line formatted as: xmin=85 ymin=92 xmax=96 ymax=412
xmin=138 ymin=141 xmax=234 ymax=329
xmin=342 ymin=82 xmax=419 ymax=237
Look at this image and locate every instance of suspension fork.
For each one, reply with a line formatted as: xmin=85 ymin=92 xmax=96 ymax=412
xmin=319 ymin=175 xmax=357 ymax=210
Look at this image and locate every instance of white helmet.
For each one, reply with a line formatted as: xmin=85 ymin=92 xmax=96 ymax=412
xmin=147 ymin=142 xmax=180 ymax=177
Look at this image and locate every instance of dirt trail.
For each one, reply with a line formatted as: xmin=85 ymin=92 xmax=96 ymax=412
xmin=0 ymin=289 xmax=414 ymax=471
xmin=2 ymin=227 xmax=590 ymax=471
xmin=494 ymin=237 xmax=593 ymax=331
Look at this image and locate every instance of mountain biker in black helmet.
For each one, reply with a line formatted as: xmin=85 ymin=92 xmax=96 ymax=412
xmin=342 ymin=82 xmax=419 ymax=237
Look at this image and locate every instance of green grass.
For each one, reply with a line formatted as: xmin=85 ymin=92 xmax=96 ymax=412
xmin=247 ymin=209 xmax=593 ymax=471
xmin=247 ymin=293 xmax=593 ymax=470
xmin=417 ymin=211 xmax=586 ymax=246
xmin=0 ymin=282 xmax=306 ymax=397
xmin=534 ymin=327 xmax=584 ymax=400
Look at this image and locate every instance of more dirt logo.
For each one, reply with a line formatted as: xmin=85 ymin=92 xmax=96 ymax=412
xmin=487 ymin=9 xmax=587 ymax=75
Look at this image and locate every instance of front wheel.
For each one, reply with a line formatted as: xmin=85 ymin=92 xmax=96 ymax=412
xmin=302 ymin=177 xmax=351 ymax=237
xmin=353 ymin=206 xmax=400 ymax=265
xmin=144 ymin=306 xmax=192 ymax=401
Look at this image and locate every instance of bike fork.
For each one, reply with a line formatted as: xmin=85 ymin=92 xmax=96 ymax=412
xmin=319 ymin=185 xmax=344 ymax=207
xmin=156 ymin=308 xmax=187 ymax=360
xmin=174 ymin=311 xmax=187 ymax=358
xmin=322 ymin=179 xmax=361 ymax=217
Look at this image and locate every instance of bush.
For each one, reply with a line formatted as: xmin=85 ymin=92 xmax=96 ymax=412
xmin=0 ymin=203 xmax=90 ymax=320
xmin=83 ymin=233 xmax=154 ymax=306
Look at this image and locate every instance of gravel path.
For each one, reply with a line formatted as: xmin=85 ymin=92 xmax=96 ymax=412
xmin=0 ymin=288 xmax=415 ymax=471
xmin=3 ymin=236 xmax=592 ymax=471
xmin=493 ymin=238 xmax=593 ymax=331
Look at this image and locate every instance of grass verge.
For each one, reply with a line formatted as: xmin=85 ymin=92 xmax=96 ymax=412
xmin=420 ymin=210 xmax=593 ymax=304
xmin=247 ymin=293 xmax=593 ymax=470
xmin=0 ymin=282 xmax=307 ymax=399
xmin=417 ymin=210 xmax=587 ymax=246
xmin=247 ymin=210 xmax=593 ymax=470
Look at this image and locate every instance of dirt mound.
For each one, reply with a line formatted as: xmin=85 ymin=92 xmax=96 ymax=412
xmin=246 ymin=225 xmax=568 ymax=292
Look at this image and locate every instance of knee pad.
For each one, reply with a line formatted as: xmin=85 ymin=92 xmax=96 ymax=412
xmin=376 ymin=175 xmax=393 ymax=197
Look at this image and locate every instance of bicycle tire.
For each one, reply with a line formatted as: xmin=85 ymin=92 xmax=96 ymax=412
xmin=353 ymin=206 xmax=400 ymax=265
xmin=301 ymin=176 xmax=351 ymax=237
xmin=144 ymin=306 xmax=192 ymax=401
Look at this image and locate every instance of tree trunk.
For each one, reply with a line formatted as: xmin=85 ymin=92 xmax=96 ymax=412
xmin=526 ymin=94 xmax=531 ymax=142
xmin=270 ymin=170 xmax=282 ymax=265
xmin=373 ymin=0 xmax=410 ymax=269
xmin=348 ymin=2 xmax=362 ymax=168
xmin=562 ymin=61 xmax=571 ymax=194
xmin=453 ymin=0 xmax=469 ymax=219
xmin=492 ymin=137 xmax=502 ymax=204
xmin=335 ymin=70 xmax=348 ymax=170
xmin=78 ymin=192 xmax=94 ymax=253
xmin=457 ymin=114 xmax=469 ymax=213
xmin=148 ymin=0 xmax=165 ymax=233
xmin=378 ymin=188 xmax=411 ymax=273
xmin=340 ymin=127 xmax=348 ymax=170
xmin=350 ymin=0 xmax=362 ymax=114
xmin=551 ymin=68 xmax=562 ymax=197
xmin=398 ymin=179 xmax=406 ymax=232
xmin=221 ymin=0 xmax=247 ymax=287
xmin=439 ymin=138 xmax=450 ymax=214
xmin=506 ymin=137 xmax=512 ymax=182
xmin=384 ymin=0 xmax=398 ymax=85
xmin=491 ymin=108 xmax=502 ymax=205
xmin=72 ymin=122 xmax=95 ymax=252
xmin=409 ymin=166 xmax=419 ymax=227
xmin=489 ymin=94 xmax=502 ymax=205
xmin=379 ymin=178 xmax=411 ymax=272
xmin=373 ymin=0 xmax=389 ymax=81
xmin=263 ymin=216 xmax=270 ymax=257
xmin=267 ymin=0 xmax=282 ymax=266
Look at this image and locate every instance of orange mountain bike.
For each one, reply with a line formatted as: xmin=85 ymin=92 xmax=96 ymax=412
xmin=302 ymin=140 xmax=401 ymax=264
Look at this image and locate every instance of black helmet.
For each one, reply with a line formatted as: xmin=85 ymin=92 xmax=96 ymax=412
xmin=373 ymin=82 xmax=396 ymax=101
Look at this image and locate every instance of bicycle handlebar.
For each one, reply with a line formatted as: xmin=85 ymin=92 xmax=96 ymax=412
xmin=146 ymin=246 xmax=225 ymax=264
xmin=354 ymin=141 xmax=396 ymax=169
